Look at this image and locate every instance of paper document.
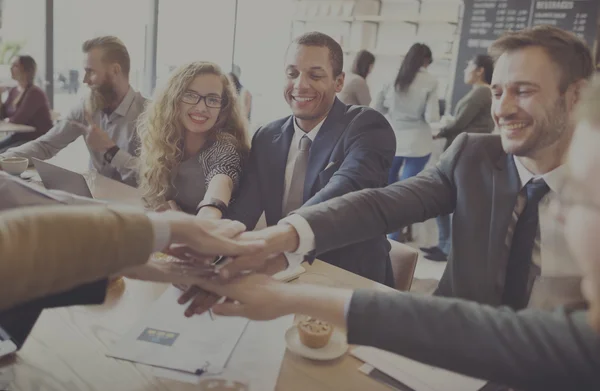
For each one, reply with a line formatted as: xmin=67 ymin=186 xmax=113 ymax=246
xmin=152 ymin=315 xmax=294 ymax=391
xmin=107 ymin=286 xmax=249 ymax=374
xmin=352 ymin=346 xmax=486 ymax=391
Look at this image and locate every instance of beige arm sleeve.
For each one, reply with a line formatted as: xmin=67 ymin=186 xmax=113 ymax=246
xmin=0 ymin=205 xmax=154 ymax=311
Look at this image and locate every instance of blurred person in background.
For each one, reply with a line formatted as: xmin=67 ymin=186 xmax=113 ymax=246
xmin=338 ymin=49 xmax=375 ymax=106
xmin=229 ymin=64 xmax=252 ymax=121
xmin=423 ymin=54 xmax=495 ymax=262
xmin=373 ymin=43 xmax=440 ymax=242
xmin=0 ymin=55 xmax=53 ymax=153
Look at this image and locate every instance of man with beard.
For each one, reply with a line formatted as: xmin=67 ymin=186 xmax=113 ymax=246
xmin=0 ymin=36 xmax=144 ymax=186
xmin=215 ymin=26 xmax=594 ymax=315
xmin=189 ymin=29 xmax=600 ymax=390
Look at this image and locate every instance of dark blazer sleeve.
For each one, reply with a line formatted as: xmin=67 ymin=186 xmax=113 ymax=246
xmin=347 ymin=290 xmax=600 ymax=391
xmin=303 ymin=109 xmax=395 ymax=207
xmin=227 ymin=129 xmax=264 ymax=230
xmin=0 ymin=280 xmax=108 ymax=349
xmin=22 ymin=279 xmax=109 ymax=309
xmin=294 ymin=132 xmax=469 ymax=256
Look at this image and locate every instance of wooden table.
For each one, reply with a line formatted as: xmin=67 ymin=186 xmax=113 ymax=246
xmin=1 ymin=172 xmax=396 ymax=391
xmin=0 ymin=122 xmax=35 ymax=133
xmin=0 ymin=262 xmax=395 ymax=391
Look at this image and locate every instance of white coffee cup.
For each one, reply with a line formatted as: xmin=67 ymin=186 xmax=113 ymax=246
xmin=0 ymin=156 xmax=29 ymax=175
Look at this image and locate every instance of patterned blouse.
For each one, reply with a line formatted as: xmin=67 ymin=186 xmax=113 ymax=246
xmin=170 ymin=132 xmax=243 ymax=214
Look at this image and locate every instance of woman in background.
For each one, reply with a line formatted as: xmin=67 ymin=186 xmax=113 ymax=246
xmin=374 ymin=43 xmax=439 ymax=242
xmin=422 ymin=54 xmax=495 ymax=262
xmin=138 ymin=61 xmax=249 ymax=219
xmin=0 ymin=56 xmax=53 ymax=153
xmin=338 ymin=49 xmax=375 ymax=106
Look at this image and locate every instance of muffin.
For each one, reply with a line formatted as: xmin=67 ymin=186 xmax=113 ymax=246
xmin=297 ymin=317 xmax=334 ymax=349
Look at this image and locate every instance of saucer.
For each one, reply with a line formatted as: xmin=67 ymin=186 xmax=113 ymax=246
xmin=285 ymin=325 xmax=348 ymax=361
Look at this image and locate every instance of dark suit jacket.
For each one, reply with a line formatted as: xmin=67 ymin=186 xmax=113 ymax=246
xmin=295 ymin=133 xmax=552 ymax=305
xmin=295 ymin=133 xmax=597 ymax=388
xmin=229 ymin=98 xmax=396 ymax=284
xmin=347 ymin=290 xmax=600 ymax=391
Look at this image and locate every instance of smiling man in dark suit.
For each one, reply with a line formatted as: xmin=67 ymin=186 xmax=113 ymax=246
xmin=218 ymin=26 xmax=593 ymax=316
xmin=228 ymin=32 xmax=395 ymax=284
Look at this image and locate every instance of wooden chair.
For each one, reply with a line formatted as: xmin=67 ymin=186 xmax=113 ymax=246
xmin=388 ymin=239 xmax=418 ymax=291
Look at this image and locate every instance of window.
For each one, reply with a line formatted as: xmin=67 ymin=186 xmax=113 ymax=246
xmin=156 ymin=0 xmax=236 ymax=90
xmin=0 ymin=0 xmax=46 ymax=91
xmin=53 ymin=0 xmax=151 ymax=115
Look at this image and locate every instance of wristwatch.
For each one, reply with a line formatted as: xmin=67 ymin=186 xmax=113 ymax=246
xmin=197 ymin=198 xmax=228 ymax=215
xmin=104 ymin=145 xmax=120 ymax=164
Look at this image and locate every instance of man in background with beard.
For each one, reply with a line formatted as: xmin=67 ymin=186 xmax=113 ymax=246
xmin=0 ymin=36 xmax=145 ymax=186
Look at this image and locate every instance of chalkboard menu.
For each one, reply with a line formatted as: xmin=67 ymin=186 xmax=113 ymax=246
xmin=450 ymin=0 xmax=599 ymax=109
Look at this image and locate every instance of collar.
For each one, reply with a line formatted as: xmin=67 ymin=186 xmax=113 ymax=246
xmin=112 ymin=86 xmax=136 ymax=117
xmin=513 ymin=156 xmax=566 ymax=193
xmin=292 ymin=116 xmax=327 ymax=146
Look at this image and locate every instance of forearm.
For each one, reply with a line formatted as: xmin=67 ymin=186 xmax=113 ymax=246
xmin=0 ymin=120 xmax=80 ymax=160
xmin=0 ymin=136 xmax=57 ymax=160
xmin=0 ymin=205 xmax=154 ymax=311
xmin=348 ymin=290 xmax=600 ymax=390
xmin=297 ymin=173 xmax=453 ymax=255
xmin=197 ymin=174 xmax=233 ymax=219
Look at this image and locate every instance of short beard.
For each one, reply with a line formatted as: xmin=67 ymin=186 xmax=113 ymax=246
xmin=85 ymin=78 xmax=118 ymax=114
xmin=505 ymin=96 xmax=569 ymax=157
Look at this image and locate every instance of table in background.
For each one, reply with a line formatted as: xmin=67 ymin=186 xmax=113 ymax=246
xmin=0 ymin=122 xmax=35 ymax=134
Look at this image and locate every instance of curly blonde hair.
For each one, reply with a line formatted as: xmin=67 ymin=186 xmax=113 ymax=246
xmin=137 ymin=61 xmax=250 ymax=209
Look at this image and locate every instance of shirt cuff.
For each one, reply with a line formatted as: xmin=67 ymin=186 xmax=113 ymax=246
xmin=279 ymin=214 xmax=316 ymax=255
xmin=110 ymin=148 xmax=132 ymax=170
xmin=283 ymin=252 xmax=304 ymax=270
xmin=147 ymin=212 xmax=172 ymax=252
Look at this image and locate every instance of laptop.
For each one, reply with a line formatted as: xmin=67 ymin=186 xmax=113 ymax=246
xmin=31 ymin=158 xmax=93 ymax=198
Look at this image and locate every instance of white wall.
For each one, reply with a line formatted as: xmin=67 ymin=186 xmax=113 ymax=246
xmin=234 ymin=0 xmax=295 ymax=131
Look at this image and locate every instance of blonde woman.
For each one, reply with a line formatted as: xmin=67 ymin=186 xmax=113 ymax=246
xmin=138 ymin=62 xmax=249 ymax=219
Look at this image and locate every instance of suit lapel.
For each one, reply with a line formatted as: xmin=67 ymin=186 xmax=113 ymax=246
xmin=268 ymin=117 xmax=295 ymax=220
xmin=488 ymin=153 xmax=521 ymax=297
xmin=304 ymin=98 xmax=347 ymax=199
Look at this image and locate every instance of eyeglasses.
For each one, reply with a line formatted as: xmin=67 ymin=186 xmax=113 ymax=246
xmin=181 ymin=90 xmax=223 ymax=108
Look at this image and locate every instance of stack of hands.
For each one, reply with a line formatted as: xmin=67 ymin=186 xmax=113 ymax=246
xmin=121 ymin=212 xmax=303 ymax=320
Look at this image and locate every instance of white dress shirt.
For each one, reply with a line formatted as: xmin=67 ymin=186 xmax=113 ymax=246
xmin=512 ymin=157 xmax=578 ymax=277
